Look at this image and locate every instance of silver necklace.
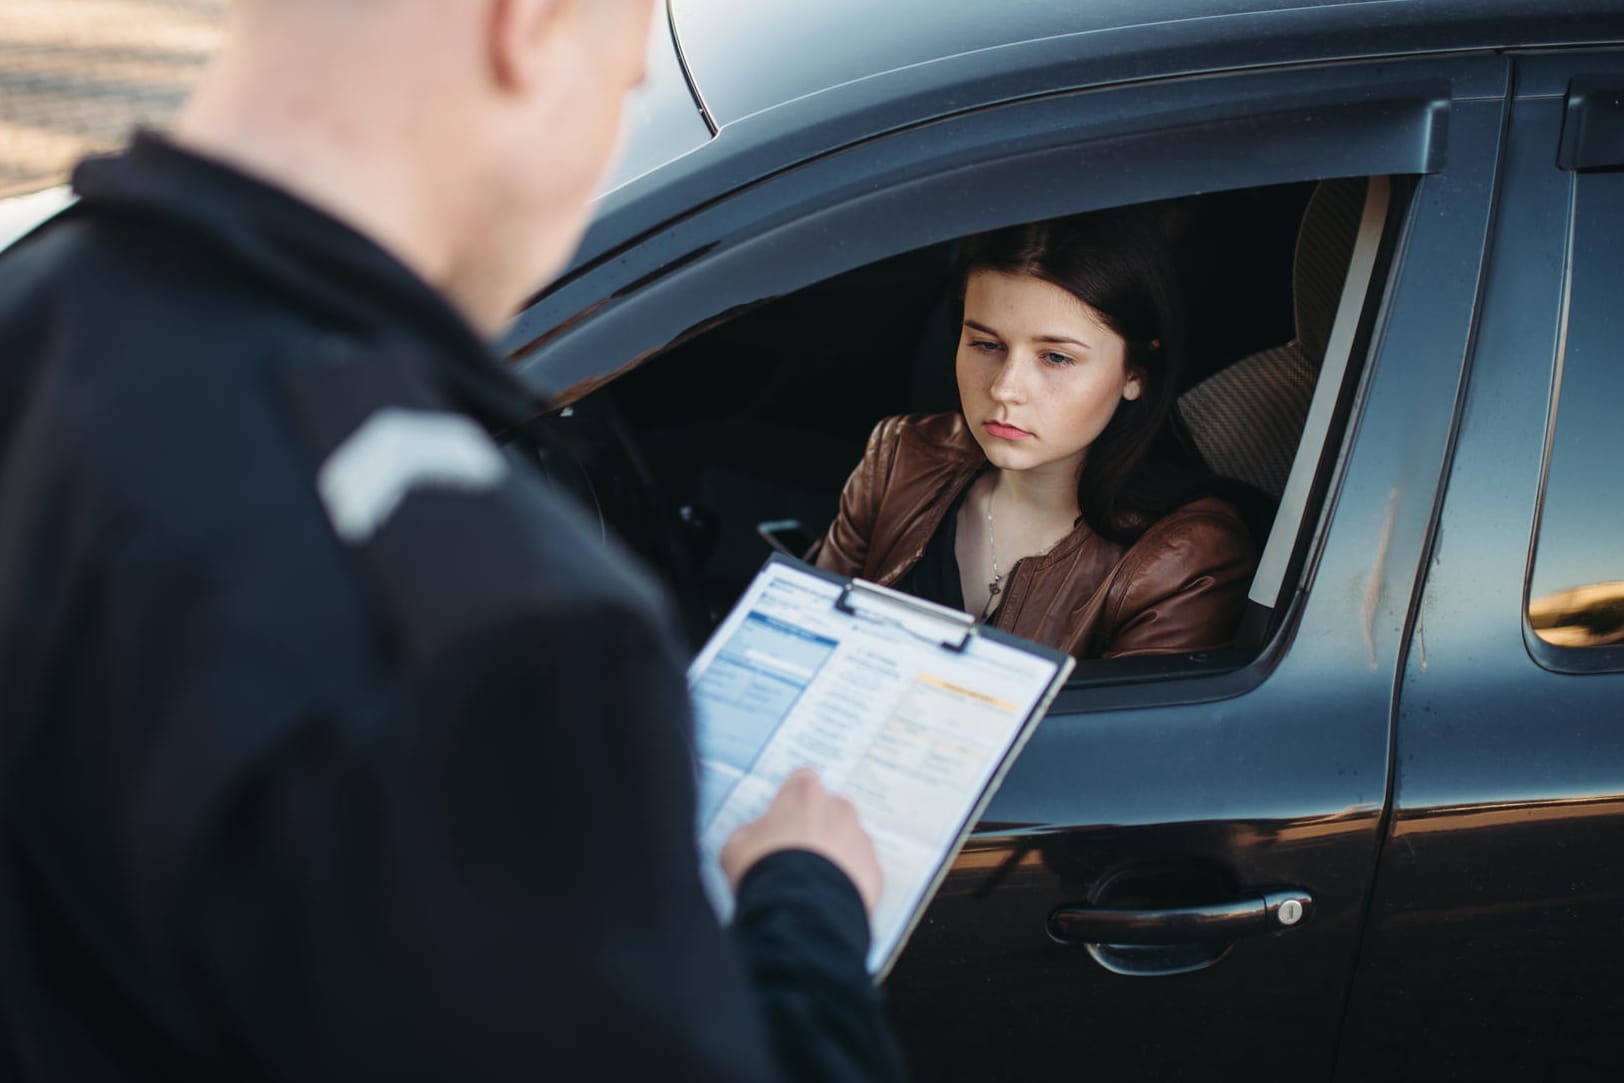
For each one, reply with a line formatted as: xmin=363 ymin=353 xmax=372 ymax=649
xmin=984 ymin=485 xmax=1005 ymax=615
xmin=982 ymin=480 xmax=1062 ymax=620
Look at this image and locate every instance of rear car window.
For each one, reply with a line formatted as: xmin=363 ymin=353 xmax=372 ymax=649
xmin=1526 ymin=168 xmax=1624 ymax=660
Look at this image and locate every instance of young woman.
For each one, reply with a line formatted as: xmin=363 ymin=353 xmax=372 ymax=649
xmin=813 ymin=213 xmax=1258 ymax=659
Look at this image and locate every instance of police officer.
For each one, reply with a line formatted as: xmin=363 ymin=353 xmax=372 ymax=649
xmin=0 ymin=1 xmax=905 ymax=1080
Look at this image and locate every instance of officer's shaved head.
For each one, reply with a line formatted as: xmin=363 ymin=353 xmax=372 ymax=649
xmin=177 ymin=0 xmax=658 ymax=332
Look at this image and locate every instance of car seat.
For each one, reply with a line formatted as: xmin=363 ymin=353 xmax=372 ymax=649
xmin=1174 ymin=177 xmax=1370 ymax=501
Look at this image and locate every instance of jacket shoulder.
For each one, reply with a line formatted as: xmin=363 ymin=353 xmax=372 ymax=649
xmin=1111 ymin=497 xmax=1258 ymax=596
xmin=1084 ymin=496 xmax=1259 ymax=656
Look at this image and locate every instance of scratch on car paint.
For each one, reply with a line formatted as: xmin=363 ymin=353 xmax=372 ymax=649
xmin=1362 ymin=489 xmax=1398 ymax=670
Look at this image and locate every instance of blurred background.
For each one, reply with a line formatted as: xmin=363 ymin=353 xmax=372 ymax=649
xmin=1 ymin=0 xmax=227 ymax=198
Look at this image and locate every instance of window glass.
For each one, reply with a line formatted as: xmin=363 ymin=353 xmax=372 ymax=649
xmin=1528 ymin=170 xmax=1624 ymax=652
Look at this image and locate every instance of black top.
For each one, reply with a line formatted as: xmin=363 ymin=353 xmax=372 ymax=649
xmin=0 ymin=134 xmax=904 ymax=1082
xmin=890 ymin=472 xmax=1096 ymax=625
xmin=892 ymin=484 xmax=970 ymax=613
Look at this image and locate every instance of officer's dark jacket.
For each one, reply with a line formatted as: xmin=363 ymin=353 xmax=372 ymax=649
xmin=0 ymin=134 xmax=905 ymax=1082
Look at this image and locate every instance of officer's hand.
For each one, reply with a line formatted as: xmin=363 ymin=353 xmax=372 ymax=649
xmin=720 ymin=767 xmax=884 ymax=916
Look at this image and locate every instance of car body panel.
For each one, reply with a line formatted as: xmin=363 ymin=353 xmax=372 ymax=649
xmin=555 ymin=0 xmax=1611 ymax=284
xmin=1335 ymin=51 xmax=1624 ymax=1079
xmin=668 ymin=0 xmax=1618 ymax=129
xmin=597 ymin=4 xmax=711 ymax=196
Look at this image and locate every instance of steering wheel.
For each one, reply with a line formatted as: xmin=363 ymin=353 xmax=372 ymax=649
xmin=514 ymin=395 xmax=716 ymax=647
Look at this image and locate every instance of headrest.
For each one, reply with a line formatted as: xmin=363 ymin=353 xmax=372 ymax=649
xmin=1292 ymin=177 xmax=1369 ymax=364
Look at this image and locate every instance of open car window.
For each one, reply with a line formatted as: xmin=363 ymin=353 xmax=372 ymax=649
xmin=551 ymin=176 xmax=1408 ymax=677
xmin=505 ymin=53 xmax=1484 ymax=696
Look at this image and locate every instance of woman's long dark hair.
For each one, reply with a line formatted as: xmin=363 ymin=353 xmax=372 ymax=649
xmin=957 ymin=211 xmax=1208 ymax=545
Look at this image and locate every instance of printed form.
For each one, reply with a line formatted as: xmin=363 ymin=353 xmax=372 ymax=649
xmin=689 ymin=557 xmax=1072 ymax=974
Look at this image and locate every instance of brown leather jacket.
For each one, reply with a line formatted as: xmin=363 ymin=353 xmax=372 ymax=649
xmin=813 ymin=413 xmax=1258 ymax=659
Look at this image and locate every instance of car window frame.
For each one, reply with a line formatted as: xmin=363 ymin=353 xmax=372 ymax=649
xmin=1523 ymin=73 xmax=1624 ymax=675
xmin=504 ymin=53 xmax=1502 ymax=706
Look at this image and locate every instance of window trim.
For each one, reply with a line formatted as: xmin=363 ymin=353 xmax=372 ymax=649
xmin=1523 ymin=165 xmax=1624 ymax=675
xmin=505 ymin=58 xmax=1463 ymax=395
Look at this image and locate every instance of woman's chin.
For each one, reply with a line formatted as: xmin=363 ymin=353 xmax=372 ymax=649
xmin=983 ymin=444 xmax=1094 ymax=481
xmin=980 ymin=444 xmax=1037 ymax=472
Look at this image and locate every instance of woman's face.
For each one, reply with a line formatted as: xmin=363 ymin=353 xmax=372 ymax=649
xmin=955 ymin=269 xmax=1143 ymax=480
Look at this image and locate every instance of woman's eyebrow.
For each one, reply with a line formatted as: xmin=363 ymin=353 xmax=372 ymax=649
xmin=1034 ymin=334 xmax=1093 ymax=350
xmin=965 ymin=319 xmax=1094 ymax=350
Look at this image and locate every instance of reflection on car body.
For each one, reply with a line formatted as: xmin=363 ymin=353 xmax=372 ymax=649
xmin=1528 ymin=581 xmax=1624 ymax=649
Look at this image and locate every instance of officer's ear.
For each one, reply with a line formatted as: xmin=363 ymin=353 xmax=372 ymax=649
xmin=488 ymin=0 xmax=571 ymax=96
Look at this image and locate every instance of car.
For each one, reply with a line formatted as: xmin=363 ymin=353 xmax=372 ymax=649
xmin=506 ymin=2 xmax=1624 ymax=1078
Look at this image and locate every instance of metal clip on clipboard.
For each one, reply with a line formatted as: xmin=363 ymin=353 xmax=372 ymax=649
xmin=834 ymin=579 xmax=977 ymax=653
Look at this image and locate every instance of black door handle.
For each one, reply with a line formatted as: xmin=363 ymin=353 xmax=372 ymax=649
xmin=1048 ymin=889 xmax=1313 ymax=945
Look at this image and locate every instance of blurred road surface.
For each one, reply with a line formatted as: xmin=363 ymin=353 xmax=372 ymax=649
xmin=0 ymin=0 xmax=227 ymax=197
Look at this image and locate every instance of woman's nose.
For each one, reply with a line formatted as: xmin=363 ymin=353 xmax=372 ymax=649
xmin=988 ymin=357 xmax=1027 ymax=403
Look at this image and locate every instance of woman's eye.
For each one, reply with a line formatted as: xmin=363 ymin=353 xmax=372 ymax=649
xmin=1041 ymin=351 xmax=1075 ymax=367
xmin=968 ymin=339 xmax=1003 ymax=353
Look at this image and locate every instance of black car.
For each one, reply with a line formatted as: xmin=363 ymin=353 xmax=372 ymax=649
xmin=507 ymin=2 xmax=1624 ymax=1079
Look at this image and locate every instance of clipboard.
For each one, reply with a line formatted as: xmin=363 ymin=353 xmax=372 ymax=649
xmin=688 ymin=553 xmax=1075 ymax=977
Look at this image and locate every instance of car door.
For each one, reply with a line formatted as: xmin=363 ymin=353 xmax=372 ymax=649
xmin=878 ymin=76 xmax=1511 ymax=1083
xmin=1334 ymin=51 xmax=1624 ymax=1082
xmin=508 ymin=54 xmax=1510 ymax=1082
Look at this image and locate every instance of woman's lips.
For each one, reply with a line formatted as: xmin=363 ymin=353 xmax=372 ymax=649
xmin=983 ymin=420 xmax=1034 ymax=440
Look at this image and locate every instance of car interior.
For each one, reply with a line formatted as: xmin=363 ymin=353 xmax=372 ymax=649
xmin=535 ymin=175 xmax=1404 ymax=670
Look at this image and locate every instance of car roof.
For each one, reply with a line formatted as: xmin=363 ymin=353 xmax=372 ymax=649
xmin=669 ymin=0 xmax=1623 ymax=127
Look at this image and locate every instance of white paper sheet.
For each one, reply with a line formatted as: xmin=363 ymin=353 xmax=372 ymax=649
xmin=689 ymin=557 xmax=1072 ymax=974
